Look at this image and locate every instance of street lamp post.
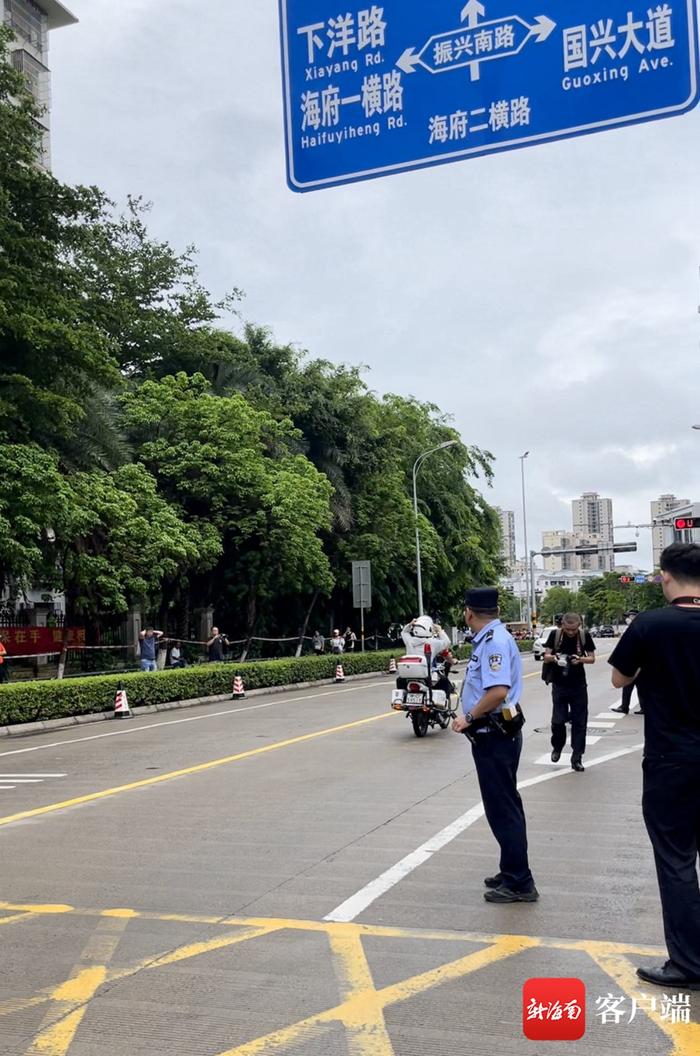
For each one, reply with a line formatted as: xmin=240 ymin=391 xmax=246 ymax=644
xmin=519 ymin=452 xmax=531 ymax=627
xmin=412 ymin=441 xmax=458 ymax=615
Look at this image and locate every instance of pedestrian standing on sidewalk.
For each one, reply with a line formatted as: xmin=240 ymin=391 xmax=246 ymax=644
xmin=609 ymin=543 xmax=700 ymax=990
xmin=452 ymin=588 xmax=538 ymax=904
xmin=138 ymin=628 xmax=163 ymax=672
xmin=312 ymin=630 xmax=325 ymax=656
xmin=207 ymin=627 xmax=228 ymax=663
xmin=543 ymin=614 xmax=596 ymax=772
xmin=330 ymin=629 xmax=345 ymax=654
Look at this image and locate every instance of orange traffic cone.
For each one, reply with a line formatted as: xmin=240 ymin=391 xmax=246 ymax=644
xmin=114 ymin=685 xmax=131 ymax=720
xmin=335 ymin=663 xmax=345 ymax=683
xmin=232 ymin=675 xmax=246 ymax=700
xmin=389 ymin=657 xmax=397 ymax=674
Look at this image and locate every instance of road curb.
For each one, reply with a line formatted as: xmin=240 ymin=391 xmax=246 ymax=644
xmin=0 ymin=670 xmax=393 ymax=739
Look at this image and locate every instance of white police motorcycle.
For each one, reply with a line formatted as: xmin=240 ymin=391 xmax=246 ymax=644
xmin=390 ymin=646 xmax=457 ymax=738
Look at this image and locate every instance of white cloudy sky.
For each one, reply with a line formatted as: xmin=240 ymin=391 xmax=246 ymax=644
xmin=49 ymin=0 xmax=700 ymax=569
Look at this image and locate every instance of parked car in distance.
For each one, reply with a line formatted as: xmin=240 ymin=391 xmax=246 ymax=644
xmin=597 ymin=625 xmax=616 ymax=638
xmin=533 ymin=626 xmax=558 ymax=661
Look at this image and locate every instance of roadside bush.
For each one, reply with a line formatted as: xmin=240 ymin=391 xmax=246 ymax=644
xmin=0 ymin=650 xmax=399 ymax=727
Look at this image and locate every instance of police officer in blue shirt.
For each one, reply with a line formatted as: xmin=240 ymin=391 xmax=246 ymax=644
xmin=452 ymin=588 xmax=538 ymax=903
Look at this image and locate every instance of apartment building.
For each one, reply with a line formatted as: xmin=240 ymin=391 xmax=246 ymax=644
xmin=541 ymin=529 xmax=609 ymax=574
xmin=494 ymin=507 xmax=516 ymax=570
xmin=571 ymin=492 xmax=614 ymax=571
xmin=2 ymin=0 xmax=77 ymax=167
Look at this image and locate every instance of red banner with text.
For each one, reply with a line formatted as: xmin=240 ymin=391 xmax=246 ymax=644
xmin=0 ymin=627 xmax=86 ymax=655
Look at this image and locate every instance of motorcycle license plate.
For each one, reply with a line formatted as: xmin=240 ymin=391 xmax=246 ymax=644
xmin=406 ymin=693 xmax=425 ymax=705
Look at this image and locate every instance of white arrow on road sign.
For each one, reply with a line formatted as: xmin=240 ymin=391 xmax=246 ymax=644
xmin=397 ymin=7 xmax=557 ymax=80
xmin=462 ymin=0 xmax=486 ymax=82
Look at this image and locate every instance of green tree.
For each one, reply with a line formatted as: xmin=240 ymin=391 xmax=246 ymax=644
xmin=0 ymin=29 xmax=120 ymax=456
xmin=122 ymin=373 xmax=334 ymax=645
xmin=540 ymin=588 xmax=582 ymax=624
xmin=578 ymin=573 xmax=664 ymax=626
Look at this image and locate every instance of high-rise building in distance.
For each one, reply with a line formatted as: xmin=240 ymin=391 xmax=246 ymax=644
xmin=1 ymin=0 xmax=78 ymax=168
xmin=571 ymin=492 xmax=614 ymax=571
xmin=541 ymin=530 xmax=608 ymax=573
xmin=494 ymin=507 xmax=516 ymax=570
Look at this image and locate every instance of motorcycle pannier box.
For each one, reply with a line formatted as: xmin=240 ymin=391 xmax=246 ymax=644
xmin=397 ymin=655 xmax=430 ymax=680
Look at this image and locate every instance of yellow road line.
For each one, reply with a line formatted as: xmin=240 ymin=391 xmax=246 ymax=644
xmin=0 ymin=901 xmax=669 ymax=956
xmin=215 ymin=935 xmax=538 ymax=1056
xmin=329 ymin=931 xmax=394 ymax=1056
xmin=0 ymin=712 xmax=394 ymax=829
xmin=25 ymin=916 xmax=128 ymax=1056
xmin=0 ymin=911 xmax=36 ymax=926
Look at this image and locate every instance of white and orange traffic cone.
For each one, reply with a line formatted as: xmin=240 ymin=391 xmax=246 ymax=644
xmin=114 ymin=685 xmax=131 ymax=720
xmin=232 ymin=675 xmax=246 ymax=700
xmin=335 ymin=663 xmax=345 ymax=683
xmin=389 ymin=657 xmax=397 ymax=674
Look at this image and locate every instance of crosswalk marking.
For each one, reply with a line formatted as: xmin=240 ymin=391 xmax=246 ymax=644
xmin=533 ymin=738 xmax=602 ymax=766
xmin=0 ymin=773 xmax=66 ymax=792
xmin=0 ymin=774 xmax=66 ymax=778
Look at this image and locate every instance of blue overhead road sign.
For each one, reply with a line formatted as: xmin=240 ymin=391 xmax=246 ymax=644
xmin=278 ymin=1 xmax=700 ymax=191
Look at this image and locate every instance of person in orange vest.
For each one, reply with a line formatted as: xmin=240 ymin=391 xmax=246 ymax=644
xmin=0 ymin=633 xmax=9 ymax=684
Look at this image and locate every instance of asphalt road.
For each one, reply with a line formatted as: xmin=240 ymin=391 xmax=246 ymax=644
xmin=0 ymin=648 xmax=698 ymax=1056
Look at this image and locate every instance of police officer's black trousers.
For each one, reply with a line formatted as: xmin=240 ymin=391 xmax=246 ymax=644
xmin=551 ymin=684 xmax=588 ymax=760
xmin=642 ymin=757 xmax=700 ymax=978
xmin=471 ymin=731 xmax=534 ymax=892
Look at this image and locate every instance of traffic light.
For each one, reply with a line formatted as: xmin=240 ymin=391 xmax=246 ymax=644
xmin=674 ymin=517 xmax=697 ymax=530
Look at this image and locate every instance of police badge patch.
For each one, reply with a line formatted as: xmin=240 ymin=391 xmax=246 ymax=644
xmin=488 ymin=653 xmax=503 ymax=672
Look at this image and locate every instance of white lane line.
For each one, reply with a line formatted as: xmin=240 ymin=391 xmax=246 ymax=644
xmin=0 ymin=779 xmax=43 ymax=784
xmin=596 ymin=712 xmax=622 ymax=719
xmin=324 ymin=742 xmax=644 ymax=923
xmin=0 ymin=682 xmax=388 ymax=758
xmin=587 ymin=722 xmax=616 ymax=729
xmin=0 ymin=786 xmax=16 ymax=790
xmin=0 ymin=774 xmax=67 ymax=778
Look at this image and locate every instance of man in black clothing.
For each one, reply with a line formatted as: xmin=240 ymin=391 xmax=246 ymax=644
xmin=609 ymin=543 xmax=700 ymax=990
xmin=611 ymin=613 xmax=644 ymax=715
xmin=543 ymin=613 xmax=596 ymax=772
xmin=206 ymin=627 xmax=227 ymax=663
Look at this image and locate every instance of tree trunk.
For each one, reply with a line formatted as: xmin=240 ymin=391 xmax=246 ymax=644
xmin=239 ymin=586 xmax=258 ymax=662
xmin=296 ymin=590 xmax=319 ymax=657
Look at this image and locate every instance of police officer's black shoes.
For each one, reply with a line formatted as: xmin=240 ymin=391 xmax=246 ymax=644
xmin=484 ymin=885 xmax=539 ymax=904
xmin=610 ymin=706 xmax=628 ymax=714
xmin=571 ymin=759 xmax=585 ymax=772
xmin=484 ymin=875 xmax=504 ymax=889
xmin=636 ymin=961 xmax=700 ymax=990
xmin=550 ymin=750 xmax=561 ymax=763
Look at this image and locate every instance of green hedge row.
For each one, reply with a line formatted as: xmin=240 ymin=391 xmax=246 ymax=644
xmin=0 ymin=650 xmax=403 ymax=727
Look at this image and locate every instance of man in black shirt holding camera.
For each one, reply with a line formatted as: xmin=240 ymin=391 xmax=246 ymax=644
xmin=543 ymin=613 xmax=596 ymax=772
xmin=609 ymin=543 xmax=700 ymax=990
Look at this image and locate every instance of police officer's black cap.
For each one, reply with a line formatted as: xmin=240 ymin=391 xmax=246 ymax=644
xmin=464 ymin=587 xmax=499 ymax=610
